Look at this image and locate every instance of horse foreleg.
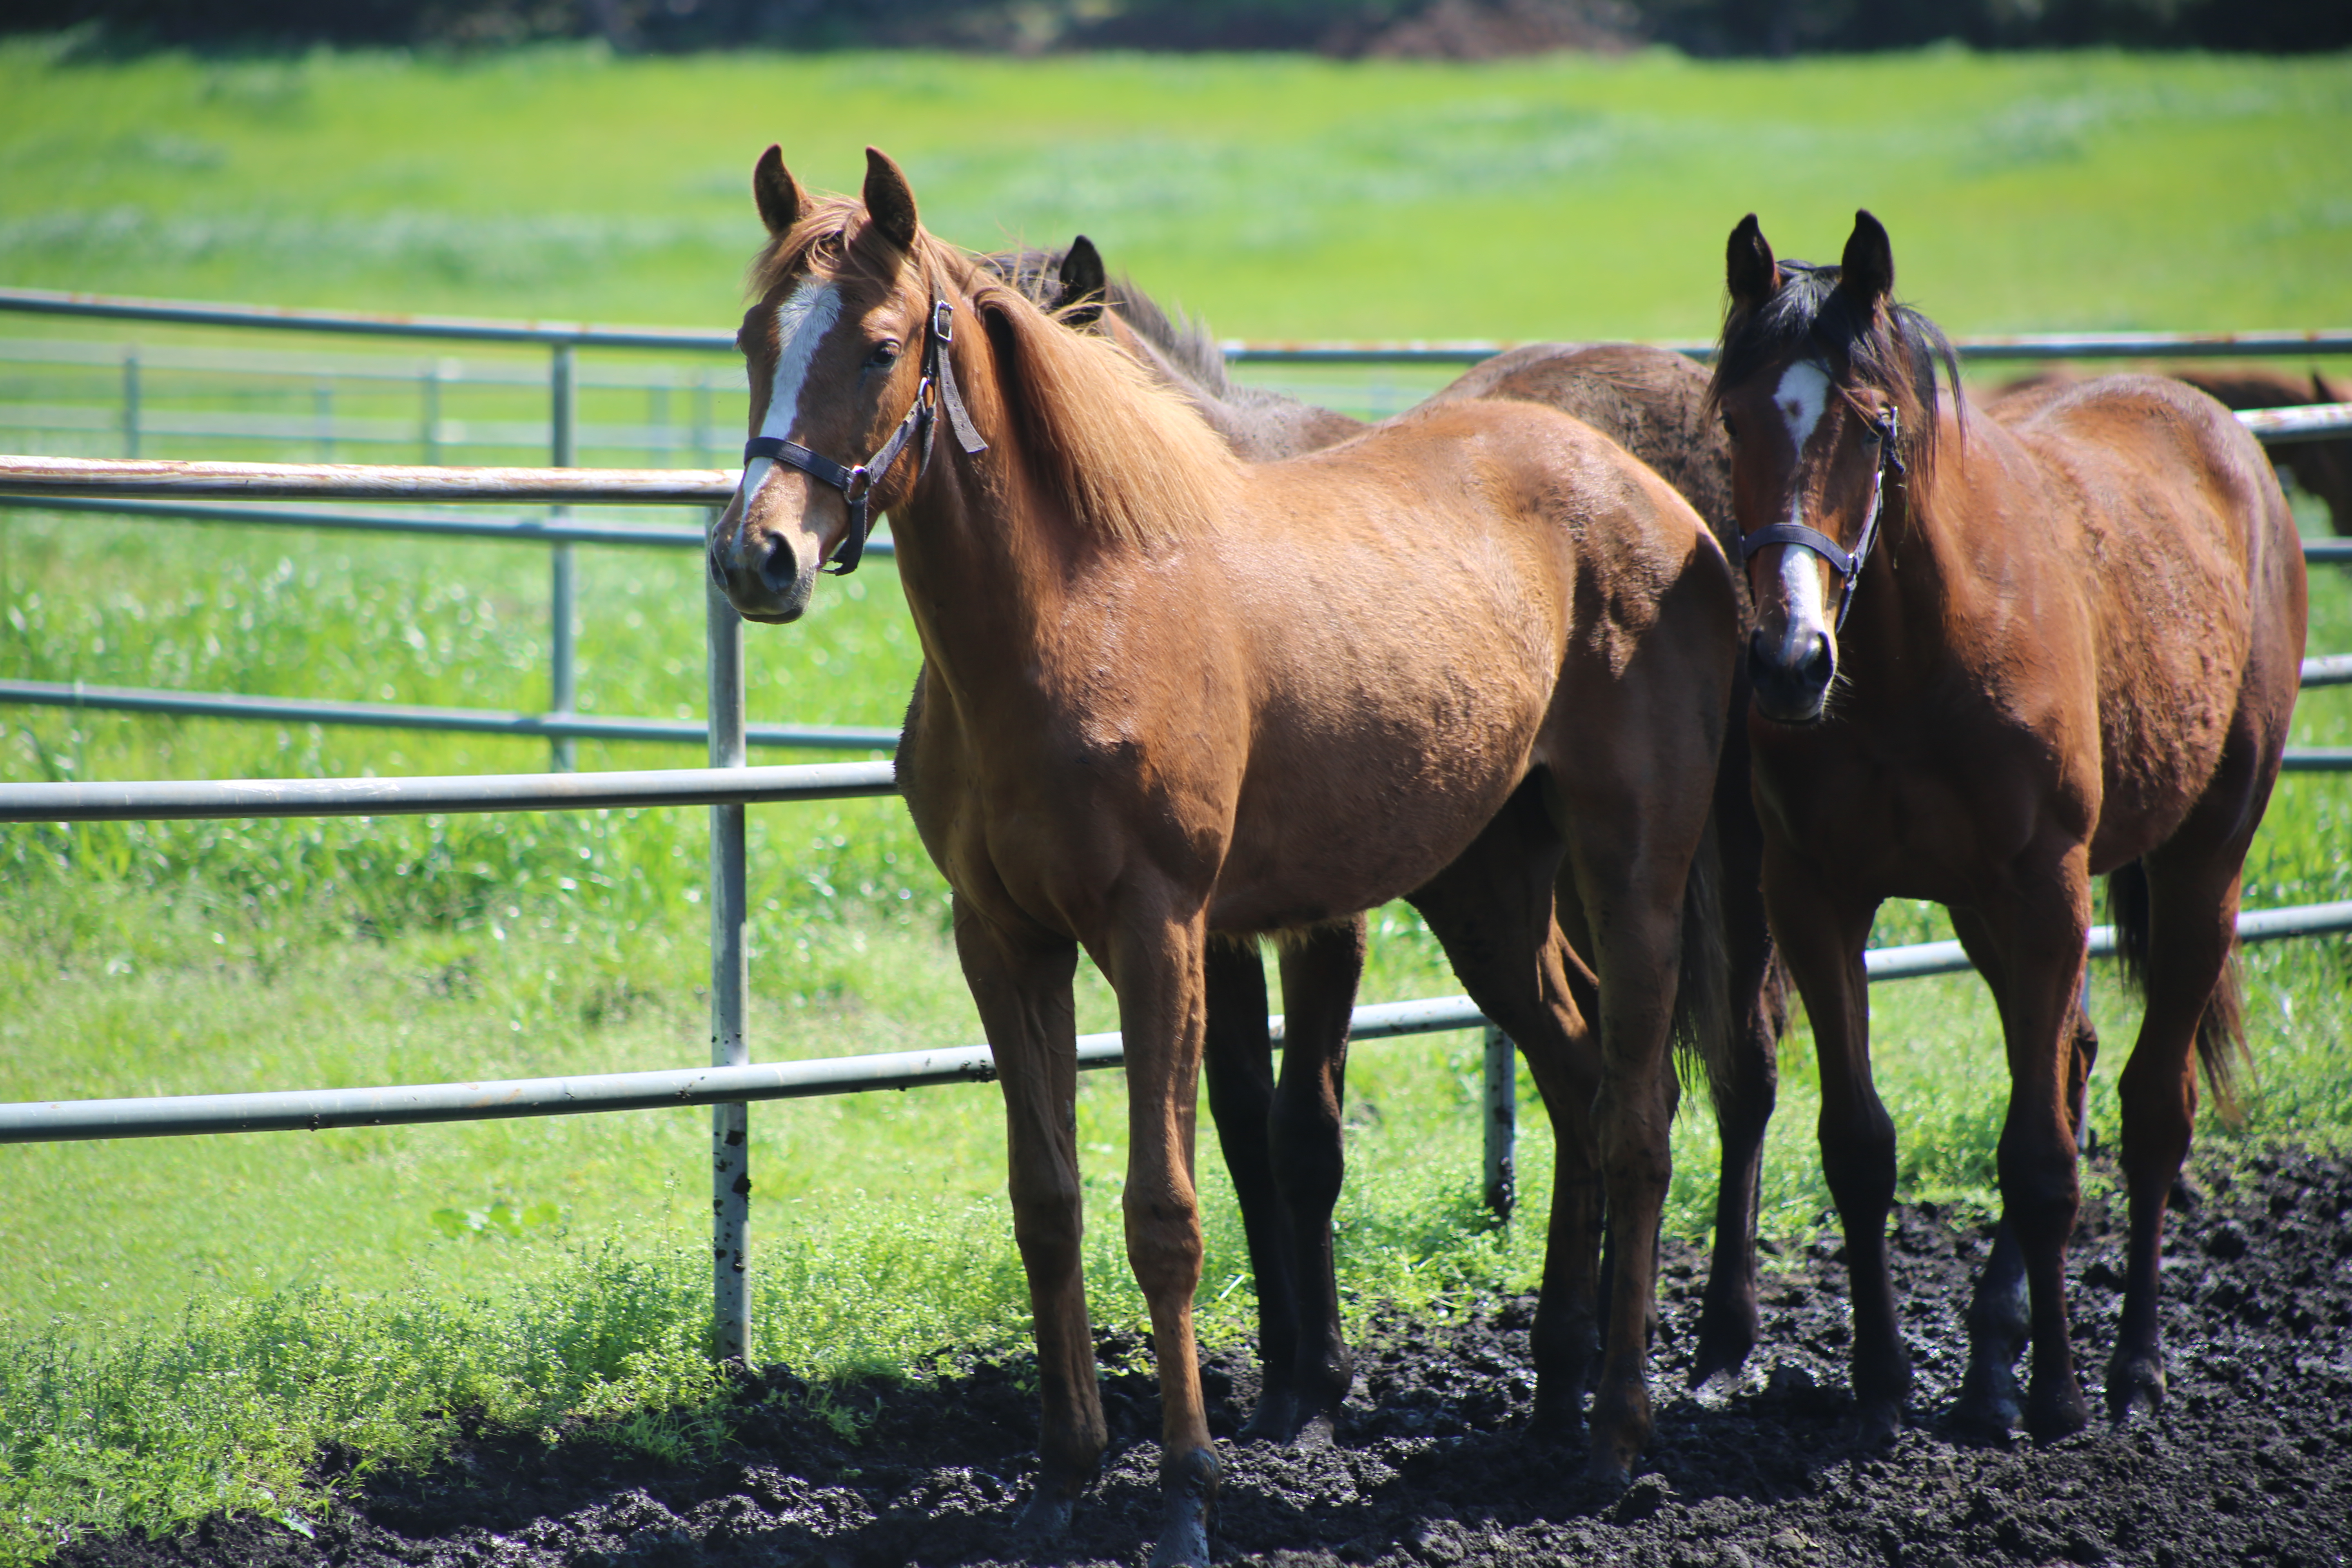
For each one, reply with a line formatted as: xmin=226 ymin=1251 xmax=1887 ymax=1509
xmin=1199 ymin=938 xmax=1299 ymax=1439
xmin=1693 ymin=715 xmax=1788 ymax=1390
xmin=1767 ymin=854 xmax=1905 ymax=1440
xmin=1106 ymin=906 xmax=1219 ymax=1568
xmin=1264 ymin=917 xmax=1368 ymax=1442
xmin=953 ymin=898 xmax=1100 ymax=1536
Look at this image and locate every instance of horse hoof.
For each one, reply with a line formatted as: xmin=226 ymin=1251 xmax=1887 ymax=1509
xmin=1149 ymin=1449 xmax=1218 ymax=1568
xmin=2105 ymin=1353 xmax=2165 ymax=1423
xmin=1239 ymin=1386 xmax=1301 ymax=1444
xmin=1013 ymin=1487 xmax=1077 ymax=1542
xmin=2026 ymin=1378 xmax=2091 ymax=1439
xmin=1291 ymin=1412 xmax=1337 ymax=1451
xmin=1952 ymin=1356 xmax=2021 ymax=1435
xmin=1688 ymin=1305 xmax=1758 ymax=1389
xmin=1583 ymin=1446 xmax=1634 ymax=1492
xmin=1853 ymin=1397 xmax=1902 ymax=1450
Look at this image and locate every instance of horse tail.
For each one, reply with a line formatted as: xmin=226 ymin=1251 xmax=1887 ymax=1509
xmin=1673 ymin=813 xmax=1735 ymax=1108
xmin=2107 ymin=859 xmax=2249 ymax=1122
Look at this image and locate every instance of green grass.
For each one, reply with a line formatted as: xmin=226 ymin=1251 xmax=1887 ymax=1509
xmin=1 ymin=39 xmax=2351 ymax=1565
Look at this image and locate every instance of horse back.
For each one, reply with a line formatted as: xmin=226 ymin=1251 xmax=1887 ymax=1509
xmin=1978 ymin=374 xmax=2305 ymax=847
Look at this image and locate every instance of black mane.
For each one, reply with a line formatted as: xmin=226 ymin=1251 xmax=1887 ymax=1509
xmin=1710 ymin=258 xmax=1960 ymax=477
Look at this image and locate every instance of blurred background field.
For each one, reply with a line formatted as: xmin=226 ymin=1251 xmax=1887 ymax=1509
xmin=1 ymin=38 xmax=2350 ymax=1559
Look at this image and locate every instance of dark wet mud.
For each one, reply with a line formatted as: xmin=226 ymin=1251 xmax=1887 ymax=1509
xmin=60 ymin=1148 xmax=2352 ymax=1567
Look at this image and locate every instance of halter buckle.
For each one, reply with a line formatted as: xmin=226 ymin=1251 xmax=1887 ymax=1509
xmin=931 ymin=300 xmax=955 ymax=345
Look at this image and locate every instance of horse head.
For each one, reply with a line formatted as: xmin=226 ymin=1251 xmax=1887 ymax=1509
xmin=1711 ymin=209 xmax=1951 ymax=725
xmin=708 ymin=146 xmax=986 ymax=623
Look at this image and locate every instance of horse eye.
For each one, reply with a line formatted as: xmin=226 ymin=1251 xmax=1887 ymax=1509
xmin=1721 ymin=416 xmax=1740 ymax=442
xmin=866 ymin=341 xmax=902 ymax=368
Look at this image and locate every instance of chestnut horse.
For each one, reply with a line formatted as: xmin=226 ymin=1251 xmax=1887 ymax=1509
xmin=709 ymin=147 xmax=1739 ymax=1562
xmin=1714 ymin=211 xmax=2305 ymax=1439
xmin=1012 ymin=241 xmax=1793 ymax=1416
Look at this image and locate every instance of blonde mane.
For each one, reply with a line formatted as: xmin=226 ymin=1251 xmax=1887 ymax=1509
xmin=749 ymin=195 xmax=1239 ymax=552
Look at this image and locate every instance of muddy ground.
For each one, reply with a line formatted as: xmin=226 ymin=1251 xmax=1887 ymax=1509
xmin=61 ymin=1148 xmax=2352 ymax=1568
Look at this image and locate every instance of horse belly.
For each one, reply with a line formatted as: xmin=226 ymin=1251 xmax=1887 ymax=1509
xmin=1209 ymin=690 xmax=1546 ymax=933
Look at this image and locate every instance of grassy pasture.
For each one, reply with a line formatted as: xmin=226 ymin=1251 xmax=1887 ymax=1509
xmin=1 ymin=39 xmax=2351 ymax=1563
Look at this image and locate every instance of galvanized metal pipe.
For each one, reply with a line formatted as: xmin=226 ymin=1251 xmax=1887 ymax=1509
xmin=1481 ymin=1025 xmax=1516 ymax=1221
xmin=706 ymin=570 xmax=752 ymax=1361
xmin=0 ymin=454 xmax=733 ymax=504
xmin=0 ymin=491 xmax=895 ymax=557
xmin=0 ymin=494 xmax=714 ymax=548
xmin=4 ymin=285 xmax=2347 ymax=366
xmin=0 ymin=677 xmax=898 ymax=751
xmin=550 ymin=344 xmax=579 ymax=772
xmin=0 ymin=758 xmax=896 ymax=823
xmin=7 ymin=899 xmax=2350 ymax=1147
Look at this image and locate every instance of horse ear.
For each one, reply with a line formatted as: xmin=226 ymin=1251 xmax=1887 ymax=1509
xmin=2317 ymin=371 xmax=2340 ymax=406
xmin=1840 ymin=210 xmax=1895 ymax=308
xmin=1726 ymin=214 xmax=1780 ymax=313
xmin=1056 ymin=235 xmax=1107 ymax=328
xmin=861 ymin=147 xmax=920 ymax=252
xmin=752 ymin=145 xmax=804 ymax=239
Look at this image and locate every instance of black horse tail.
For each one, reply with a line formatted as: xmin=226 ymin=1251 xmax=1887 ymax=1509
xmin=2107 ymin=859 xmax=2250 ymax=1121
xmin=1672 ymin=812 xmax=1735 ymax=1109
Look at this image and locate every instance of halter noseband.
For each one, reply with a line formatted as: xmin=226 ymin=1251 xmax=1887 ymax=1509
xmin=1736 ymin=384 xmax=1906 ymax=632
xmin=742 ymin=297 xmax=987 ymax=575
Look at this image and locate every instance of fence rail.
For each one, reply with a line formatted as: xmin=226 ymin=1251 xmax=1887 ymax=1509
xmin=9 ymin=285 xmax=2352 ymax=365
xmin=6 ymin=899 xmax=2349 ymax=1148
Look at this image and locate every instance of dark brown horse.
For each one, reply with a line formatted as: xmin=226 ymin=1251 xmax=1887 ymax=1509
xmin=1713 ymin=210 xmax=2305 ymax=1439
xmin=1009 ymin=242 xmax=1793 ymax=1419
xmin=710 ymin=147 xmax=1740 ymax=1561
xmin=1997 ymin=363 xmax=2352 ymax=536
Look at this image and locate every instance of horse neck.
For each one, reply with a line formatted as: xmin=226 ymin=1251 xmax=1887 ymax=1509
xmin=1834 ymin=408 xmax=1967 ymax=703
xmin=885 ymin=342 xmax=1120 ymax=732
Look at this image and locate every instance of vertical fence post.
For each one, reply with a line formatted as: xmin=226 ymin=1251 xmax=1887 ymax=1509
xmin=314 ymin=379 xmax=334 ymax=462
xmin=706 ymin=558 xmax=751 ymax=1363
xmin=548 ymin=344 xmax=578 ymax=771
xmin=1482 ymin=1024 xmax=1516 ymax=1220
xmin=420 ymin=363 xmax=442 ymax=465
xmin=121 ymin=349 xmax=140 ymax=459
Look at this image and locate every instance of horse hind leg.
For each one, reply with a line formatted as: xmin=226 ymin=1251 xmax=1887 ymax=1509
xmin=1200 ymin=936 xmax=1302 ymax=1441
xmin=1260 ymin=917 xmax=1369 ymax=1443
xmin=1406 ymin=782 xmax=1605 ymax=1438
xmin=2108 ymin=847 xmax=2250 ymax=1423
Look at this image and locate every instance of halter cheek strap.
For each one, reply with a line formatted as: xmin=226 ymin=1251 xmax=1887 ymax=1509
xmin=1736 ymin=397 xmax=1904 ymax=632
xmin=742 ymin=298 xmax=988 ymax=576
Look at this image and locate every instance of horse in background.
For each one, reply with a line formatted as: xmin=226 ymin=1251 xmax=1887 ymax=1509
xmin=1000 ymin=239 xmax=1794 ymax=1421
xmin=1994 ymin=363 xmax=2352 ymax=535
xmin=710 ymin=147 xmax=1741 ymax=1560
xmin=1715 ymin=209 xmax=2304 ymax=1440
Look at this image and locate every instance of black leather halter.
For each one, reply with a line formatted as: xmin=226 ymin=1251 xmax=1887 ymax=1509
xmin=1737 ymin=389 xmax=1905 ymax=632
xmin=742 ymin=297 xmax=987 ymax=575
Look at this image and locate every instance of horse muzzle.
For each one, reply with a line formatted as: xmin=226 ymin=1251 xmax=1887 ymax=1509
xmin=710 ymin=490 xmax=823 ymax=624
xmin=1747 ymin=623 xmax=1835 ymax=725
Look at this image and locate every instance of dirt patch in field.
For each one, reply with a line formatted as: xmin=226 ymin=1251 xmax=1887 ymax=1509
xmin=58 ymin=1147 xmax=2352 ymax=1568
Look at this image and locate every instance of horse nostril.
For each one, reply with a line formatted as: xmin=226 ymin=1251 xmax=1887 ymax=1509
xmin=1800 ymin=633 xmax=1835 ymax=689
xmin=757 ymin=534 xmax=800 ymax=596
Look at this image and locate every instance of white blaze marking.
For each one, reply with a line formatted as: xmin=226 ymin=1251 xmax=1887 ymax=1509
xmin=738 ymin=279 xmax=842 ymax=511
xmin=1771 ymin=360 xmax=1835 ymax=655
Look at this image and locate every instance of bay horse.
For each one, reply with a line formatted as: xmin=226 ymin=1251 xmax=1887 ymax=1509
xmin=1012 ymin=240 xmax=1793 ymax=1418
xmin=709 ymin=146 xmax=1740 ymax=1561
xmin=1713 ymin=210 xmax=2305 ymax=1438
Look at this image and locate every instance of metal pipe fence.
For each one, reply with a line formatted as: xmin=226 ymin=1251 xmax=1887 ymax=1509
xmin=6 ymin=319 xmax=2352 ymax=1353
